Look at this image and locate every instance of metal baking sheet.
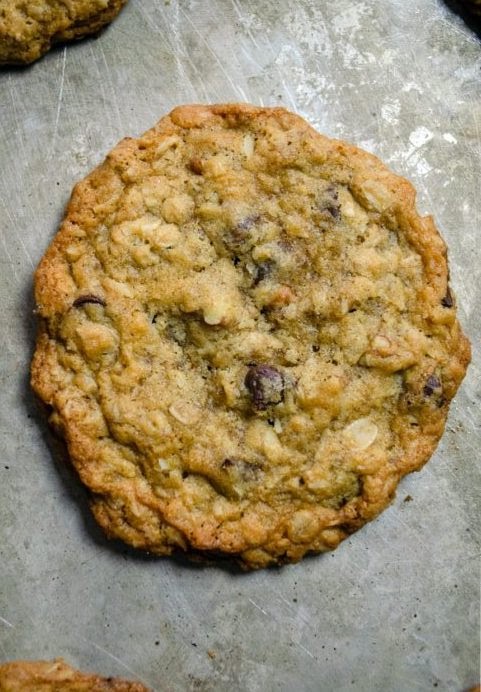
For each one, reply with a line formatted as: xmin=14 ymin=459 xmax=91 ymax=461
xmin=0 ymin=1 xmax=480 ymax=690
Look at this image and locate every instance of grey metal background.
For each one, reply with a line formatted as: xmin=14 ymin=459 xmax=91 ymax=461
xmin=0 ymin=1 xmax=480 ymax=690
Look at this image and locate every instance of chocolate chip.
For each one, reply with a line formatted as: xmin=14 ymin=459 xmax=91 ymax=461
xmin=188 ymin=157 xmax=203 ymax=175
xmin=441 ymin=288 xmax=453 ymax=308
xmin=327 ymin=206 xmax=340 ymax=219
xmin=73 ymin=294 xmax=106 ymax=308
xmin=236 ymin=214 xmax=260 ymax=232
xmin=226 ymin=215 xmax=260 ymax=251
xmin=245 ymin=364 xmax=285 ymax=410
xmin=423 ymin=375 xmax=441 ymax=397
xmin=317 ymin=185 xmax=341 ymax=221
xmin=253 ymin=261 xmax=272 ymax=285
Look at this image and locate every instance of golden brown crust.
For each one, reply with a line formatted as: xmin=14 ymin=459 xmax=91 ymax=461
xmin=0 ymin=659 xmax=148 ymax=691
xmin=0 ymin=0 xmax=127 ymax=65
xmin=31 ymin=104 xmax=470 ymax=569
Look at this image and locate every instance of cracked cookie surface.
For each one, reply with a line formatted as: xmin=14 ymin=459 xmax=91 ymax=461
xmin=31 ymin=104 xmax=470 ymax=569
xmin=0 ymin=659 xmax=148 ymax=691
xmin=0 ymin=0 xmax=127 ymax=64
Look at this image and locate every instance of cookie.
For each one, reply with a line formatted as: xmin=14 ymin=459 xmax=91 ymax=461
xmin=0 ymin=659 xmax=148 ymax=691
xmin=31 ymin=104 xmax=470 ymax=570
xmin=0 ymin=0 xmax=127 ymax=65
xmin=460 ymin=0 xmax=481 ymax=14
xmin=449 ymin=0 xmax=481 ymax=17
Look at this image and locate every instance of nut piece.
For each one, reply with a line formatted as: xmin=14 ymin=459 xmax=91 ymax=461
xmin=169 ymin=402 xmax=201 ymax=425
xmin=371 ymin=335 xmax=391 ymax=350
xmin=245 ymin=365 xmax=285 ymax=410
xmin=188 ymin=157 xmax=204 ymax=174
xmin=202 ymin=295 xmax=232 ymax=325
xmin=344 ymin=418 xmax=379 ymax=450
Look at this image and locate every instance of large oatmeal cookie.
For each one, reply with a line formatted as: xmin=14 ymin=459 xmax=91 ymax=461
xmin=31 ymin=104 xmax=470 ymax=569
xmin=0 ymin=659 xmax=148 ymax=691
xmin=0 ymin=0 xmax=127 ymax=64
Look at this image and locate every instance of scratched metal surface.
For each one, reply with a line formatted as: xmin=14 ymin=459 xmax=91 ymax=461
xmin=0 ymin=1 xmax=480 ymax=690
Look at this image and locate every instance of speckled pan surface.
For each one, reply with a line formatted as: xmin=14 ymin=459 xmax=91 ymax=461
xmin=0 ymin=0 xmax=480 ymax=690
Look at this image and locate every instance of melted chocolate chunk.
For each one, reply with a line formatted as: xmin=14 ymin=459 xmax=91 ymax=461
xmin=325 ymin=186 xmax=341 ymax=219
xmin=73 ymin=294 xmax=106 ymax=308
xmin=253 ymin=261 xmax=272 ymax=285
xmin=226 ymin=215 xmax=260 ymax=250
xmin=236 ymin=214 xmax=260 ymax=232
xmin=441 ymin=288 xmax=453 ymax=308
xmin=245 ymin=364 xmax=285 ymax=410
xmin=326 ymin=204 xmax=340 ymax=219
xmin=423 ymin=375 xmax=442 ymax=397
xmin=317 ymin=185 xmax=341 ymax=222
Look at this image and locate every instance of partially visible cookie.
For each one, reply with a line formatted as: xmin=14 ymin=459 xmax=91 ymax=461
xmin=449 ymin=0 xmax=481 ymax=17
xmin=0 ymin=0 xmax=127 ymax=65
xmin=0 ymin=659 xmax=148 ymax=691
xmin=460 ymin=0 xmax=481 ymax=14
xmin=31 ymin=104 xmax=470 ymax=570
